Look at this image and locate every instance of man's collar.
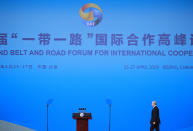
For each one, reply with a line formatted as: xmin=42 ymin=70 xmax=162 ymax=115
xmin=153 ymin=105 xmax=157 ymax=108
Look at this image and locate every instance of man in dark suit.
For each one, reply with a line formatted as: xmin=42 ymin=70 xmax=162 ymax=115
xmin=150 ymin=101 xmax=160 ymax=131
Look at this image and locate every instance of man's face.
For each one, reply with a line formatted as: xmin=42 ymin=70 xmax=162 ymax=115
xmin=152 ymin=102 xmax=155 ymax=107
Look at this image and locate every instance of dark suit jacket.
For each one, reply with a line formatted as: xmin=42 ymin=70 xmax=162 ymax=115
xmin=150 ymin=106 xmax=160 ymax=125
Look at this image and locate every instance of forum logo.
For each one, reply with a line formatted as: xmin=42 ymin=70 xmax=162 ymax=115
xmin=79 ymin=3 xmax=103 ymax=27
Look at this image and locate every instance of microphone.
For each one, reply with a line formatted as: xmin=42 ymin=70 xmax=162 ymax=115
xmin=106 ymin=99 xmax=112 ymax=131
xmin=46 ymin=99 xmax=54 ymax=131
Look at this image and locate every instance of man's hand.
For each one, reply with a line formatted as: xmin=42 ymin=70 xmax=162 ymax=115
xmin=153 ymin=122 xmax=156 ymax=125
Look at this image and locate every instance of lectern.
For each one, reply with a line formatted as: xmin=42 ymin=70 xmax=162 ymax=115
xmin=73 ymin=108 xmax=92 ymax=131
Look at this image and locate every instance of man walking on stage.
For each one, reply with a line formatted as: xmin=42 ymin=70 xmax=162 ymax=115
xmin=150 ymin=101 xmax=160 ymax=131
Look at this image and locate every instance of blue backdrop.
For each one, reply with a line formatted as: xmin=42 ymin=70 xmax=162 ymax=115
xmin=0 ymin=0 xmax=193 ymax=131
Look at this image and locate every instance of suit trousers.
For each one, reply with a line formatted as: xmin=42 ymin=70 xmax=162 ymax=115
xmin=150 ymin=124 xmax=159 ymax=131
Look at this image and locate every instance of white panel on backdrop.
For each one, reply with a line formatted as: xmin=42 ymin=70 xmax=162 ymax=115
xmin=0 ymin=120 xmax=35 ymax=131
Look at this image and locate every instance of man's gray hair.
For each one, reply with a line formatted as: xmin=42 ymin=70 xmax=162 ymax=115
xmin=152 ymin=101 xmax=157 ymax=105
